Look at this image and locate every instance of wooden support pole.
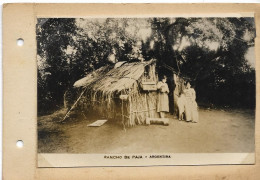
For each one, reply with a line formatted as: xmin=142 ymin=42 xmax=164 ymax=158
xmin=121 ymin=93 xmax=126 ymax=131
xmin=60 ymin=87 xmax=88 ymax=122
xmin=129 ymin=93 xmax=132 ymax=126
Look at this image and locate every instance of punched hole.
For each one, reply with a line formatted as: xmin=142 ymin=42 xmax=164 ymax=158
xmin=17 ymin=38 xmax=24 ymax=46
xmin=16 ymin=140 xmax=24 ymax=148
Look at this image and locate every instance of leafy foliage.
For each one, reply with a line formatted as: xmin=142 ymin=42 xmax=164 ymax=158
xmin=37 ymin=17 xmax=256 ymax=115
xmin=146 ymin=17 xmax=255 ymax=107
xmin=37 ymin=18 xmax=77 ymax=113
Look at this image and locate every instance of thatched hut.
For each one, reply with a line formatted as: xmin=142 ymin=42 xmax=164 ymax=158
xmin=71 ymin=59 xmax=162 ymax=127
xmin=68 ymin=59 xmax=187 ymax=127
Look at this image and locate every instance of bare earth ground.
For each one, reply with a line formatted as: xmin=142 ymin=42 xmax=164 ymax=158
xmin=38 ymin=108 xmax=255 ymax=153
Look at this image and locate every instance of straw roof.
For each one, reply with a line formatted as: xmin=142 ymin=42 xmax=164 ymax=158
xmin=73 ymin=60 xmax=155 ymax=94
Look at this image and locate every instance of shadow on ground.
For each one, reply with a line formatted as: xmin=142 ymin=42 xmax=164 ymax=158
xmin=38 ymin=108 xmax=255 ymax=154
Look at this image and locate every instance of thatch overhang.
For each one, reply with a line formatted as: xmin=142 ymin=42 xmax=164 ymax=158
xmin=73 ymin=59 xmax=156 ymax=95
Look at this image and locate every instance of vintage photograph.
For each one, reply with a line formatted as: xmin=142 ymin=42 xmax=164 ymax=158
xmin=37 ymin=17 xmax=255 ymax=157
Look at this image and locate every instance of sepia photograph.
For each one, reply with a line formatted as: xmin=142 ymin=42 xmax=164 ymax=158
xmin=37 ymin=17 xmax=256 ymax=164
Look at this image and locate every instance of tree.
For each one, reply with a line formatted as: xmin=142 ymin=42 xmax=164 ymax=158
xmin=37 ymin=18 xmax=152 ymax=114
xmin=148 ymin=17 xmax=255 ymax=107
xmin=37 ymin=17 xmax=256 ymax=115
xmin=37 ymin=18 xmax=77 ymax=113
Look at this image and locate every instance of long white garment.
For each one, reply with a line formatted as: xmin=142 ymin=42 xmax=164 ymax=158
xmin=177 ymin=93 xmax=186 ymax=120
xmin=157 ymin=81 xmax=169 ymax=112
xmin=183 ymin=88 xmax=199 ymax=122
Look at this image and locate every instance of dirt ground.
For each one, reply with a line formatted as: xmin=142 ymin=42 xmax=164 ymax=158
xmin=38 ymin=108 xmax=255 ymax=153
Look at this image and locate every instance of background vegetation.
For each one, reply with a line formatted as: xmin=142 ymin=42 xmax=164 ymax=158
xmin=37 ymin=18 xmax=256 ymax=115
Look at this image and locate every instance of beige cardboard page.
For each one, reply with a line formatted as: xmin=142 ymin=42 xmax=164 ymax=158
xmin=3 ymin=3 xmax=260 ymax=180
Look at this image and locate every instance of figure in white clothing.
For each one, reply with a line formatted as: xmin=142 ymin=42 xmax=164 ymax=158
xmin=157 ymin=75 xmax=169 ymax=118
xmin=177 ymin=93 xmax=186 ymax=121
xmin=183 ymin=82 xmax=199 ymax=123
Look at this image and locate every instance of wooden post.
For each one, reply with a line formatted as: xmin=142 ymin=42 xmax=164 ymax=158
xmin=145 ymin=93 xmax=150 ymax=118
xmin=60 ymin=87 xmax=88 ymax=122
xmin=121 ymin=97 xmax=126 ymax=131
xmin=129 ymin=93 xmax=132 ymax=126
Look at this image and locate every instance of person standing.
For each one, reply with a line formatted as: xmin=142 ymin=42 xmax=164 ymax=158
xmin=177 ymin=92 xmax=186 ymax=121
xmin=157 ymin=75 xmax=169 ymax=118
xmin=183 ymin=82 xmax=199 ymax=123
